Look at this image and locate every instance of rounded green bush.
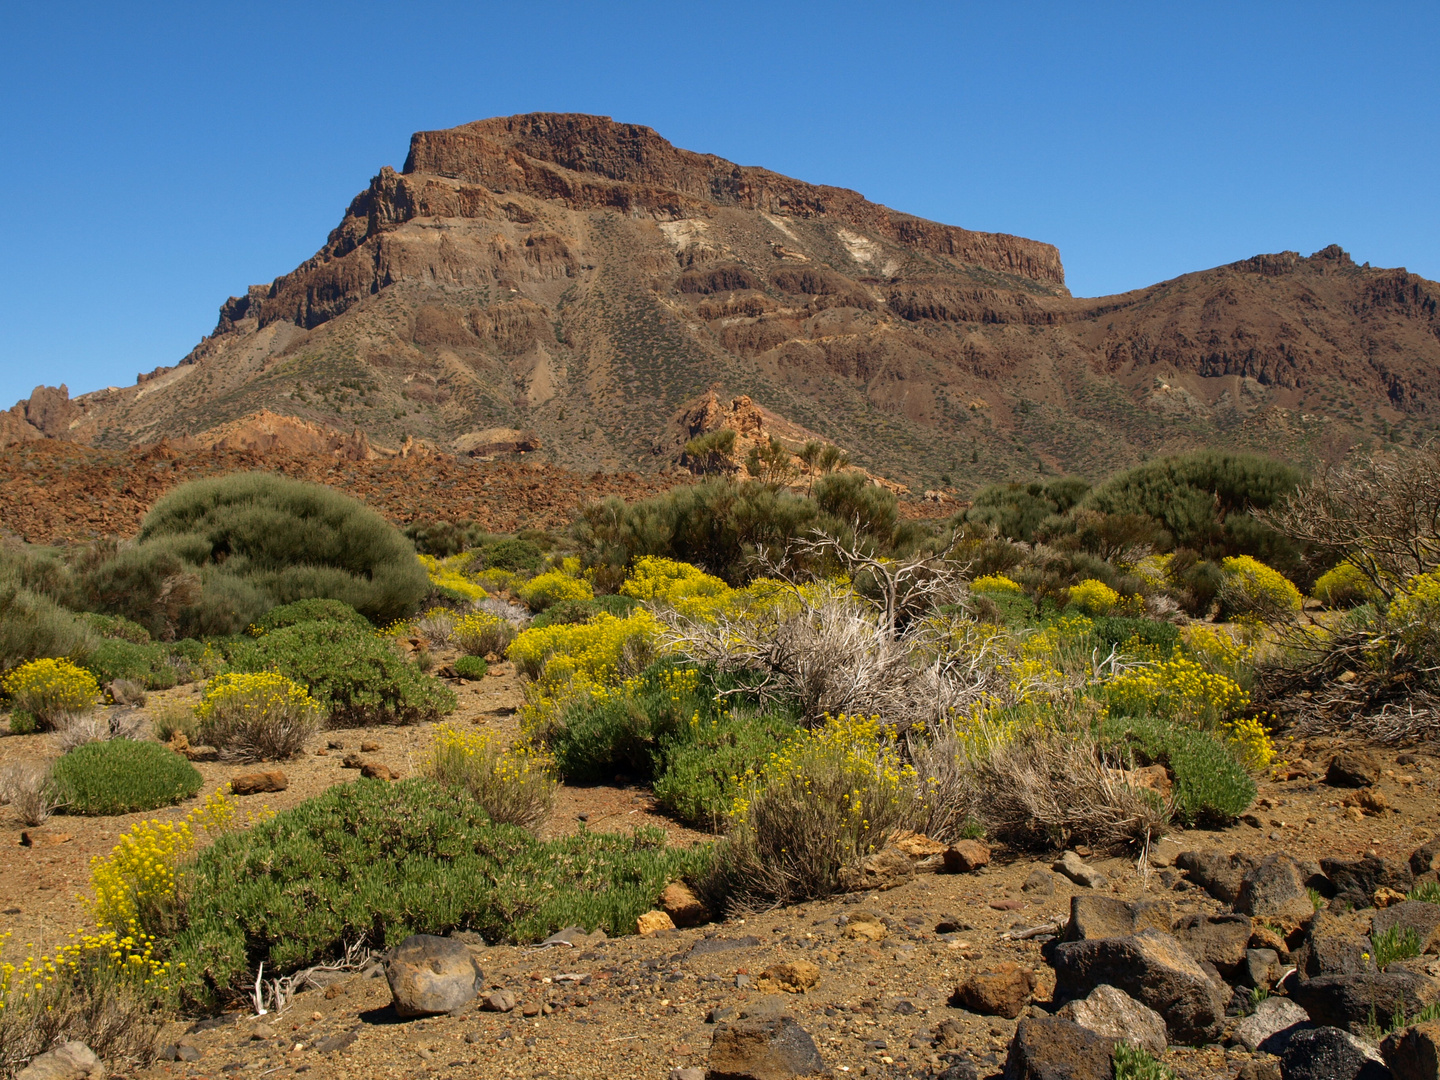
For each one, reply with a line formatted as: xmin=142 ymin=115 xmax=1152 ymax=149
xmin=51 ymin=740 xmax=202 ymax=815
xmin=256 ymin=598 xmax=371 ymax=633
xmin=454 ymin=655 xmax=489 ymax=680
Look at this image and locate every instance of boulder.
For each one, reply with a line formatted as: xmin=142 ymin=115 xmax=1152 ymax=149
xmin=1064 ymin=895 xmax=1172 ymax=942
xmin=384 ymin=934 xmax=483 ymax=1017
xmin=1297 ymin=910 xmax=1376 ymax=978
xmin=1374 ymin=902 xmax=1440 ymax=955
xmin=1055 ymin=984 xmax=1168 ymax=1055
xmin=1175 ymin=849 xmax=1258 ymax=904
xmin=1323 ymin=856 xmax=1413 ymax=909
xmin=1279 ymin=1026 xmax=1389 ymax=1080
xmin=1171 ymin=913 xmax=1253 ymax=977
xmin=637 ymin=909 xmax=677 ymax=936
xmin=1382 ymin=1019 xmax=1440 ymax=1080
xmin=1003 ymin=1017 xmax=1116 ymax=1080
xmin=841 ymin=913 xmax=887 ymax=942
xmin=1051 ymin=929 xmax=1228 ymax=1044
xmin=944 ymin=840 xmax=993 ymax=874
xmin=1244 ymin=948 xmax=1284 ymax=988
xmin=1231 ymin=996 xmax=1311 ymax=1052
xmin=838 ymin=846 xmax=913 ymax=892
xmin=1054 ymin=851 xmax=1109 ymax=890
xmin=707 ymin=1017 xmax=825 ymax=1080
xmin=360 ymin=761 xmax=397 ymax=780
xmin=1288 ymin=971 xmax=1440 ymax=1034
xmin=15 ymin=1042 xmax=104 ymax=1080
xmin=1236 ymin=854 xmax=1316 ymax=923
xmin=661 ymin=882 xmax=711 ymax=928
xmin=952 ymin=962 xmax=1036 ymax=1019
xmin=482 ymin=989 xmax=518 ymax=1012
xmin=1411 ymin=842 xmax=1440 ymax=878
xmin=229 ymin=770 xmax=288 ymax=795
xmin=1023 ymin=868 xmax=1057 ymax=896
xmin=1326 ymin=752 xmax=1382 ymax=788
xmin=757 ymin=961 xmax=820 ymax=994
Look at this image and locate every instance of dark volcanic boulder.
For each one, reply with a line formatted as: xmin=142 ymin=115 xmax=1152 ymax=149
xmin=1289 ymin=971 xmax=1440 ymax=1034
xmin=707 ymin=1017 xmax=825 ymax=1080
xmin=1176 ymin=850 xmax=1257 ymax=904
xmin=384 ymin=934 xmax=483 ymax=1017
xmin=1279 ymin=1026 xmax=1389 ymax=1080
xmin=1003 ymin=1016 xmax=1116 ymax=1080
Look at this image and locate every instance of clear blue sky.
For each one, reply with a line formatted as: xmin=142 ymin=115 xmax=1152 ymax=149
xmin=2 ymin=1 xmax=1436 ymax=408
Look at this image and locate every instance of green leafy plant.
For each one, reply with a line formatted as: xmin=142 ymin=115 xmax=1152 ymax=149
xmin=1113 ymin=1042 xmax=1176 ymax=1080
xmin=169 ymin=779 xmax=710 ymax=1008
xmin=454 ymin=655 xmax=489 ymax=680
xmin=1409 ymin=880 xmax=1440 ymax=905
xmin=1372 ymin=925 xmax=1422 ymax=970
xmin=51 ymin=741 xmax=202 ymax=815
xmin=1100 ymin=714 xmax=1256 ymax=825
xmin=255 ymin=598 xmax=371 ymax=633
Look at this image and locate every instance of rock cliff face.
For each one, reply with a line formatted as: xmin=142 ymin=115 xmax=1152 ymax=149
xmin=11 ymin=115 xmax=1440 ymax=488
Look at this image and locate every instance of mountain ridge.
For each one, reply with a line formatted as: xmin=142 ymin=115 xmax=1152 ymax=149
xmin=7 ymin=113 xmax=1439 ymax=489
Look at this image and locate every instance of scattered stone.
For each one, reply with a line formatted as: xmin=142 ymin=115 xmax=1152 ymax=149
xmin=1120 ymin=763 xmax=1173 ymax=800
xmin=1171 ymin=913 xmax=1254 ymax=977
xmin=1381 ymin=1019 xmax=1440 ymax=1080
xmin=1297 ymin=910 xmax=1375 ymax=978
xmin=1326 ymin=751 xmax=1382 ymax=788
xmin=1022 ymin=868 xmax=1056 ymax=896
xmin=182 ymin=745 xmax=218 ymax=762
xmin=1053 ymin=850 xmax=1109 ymax=890
xmin=1374 ymin=902 xmax=1440 ymax=955
xmin=1231 ymin=996 xmax=1311 ymax=1052
xmin=943 ymin=840 xmax=992 ymax=874
xmin=384 ymin=934 xmax=483 ymax=1017
xmin=935 ymin=918 xmax=973 ymax=934
xmin=708 ymin=1006 xmax=739 ymax=1025
xmin=1064 ymin=895 xmax=1172 ymax=941
xmin=890 ymin=830 xmax=947 ymax=858
xmin=689 ymin=935 xmax=761 ymax=957
xmin=1175 ymin=850 xmax=1258 ymax=904
xmin=1288 ymin=971 xmax=1440 ymax=1034
xmin=952 ymin=962 xmax=1036 ymax=1019
xmin=15 ymin=1042 xmax=104 ymax=1080
xmin=360 ymin=761 xmax=397 ymax=780
xmin=360 ymin=740 xmax=380 ymax=752
xmin=341 ymin=753 xmax=363 ymax=768
xmin=482 ymin=990 xmax=518 ymax=1012
xmin=637 ymin=909 xmax=676 ymax=936
xmin=1235 ymin=853 xmax=1315 ymax=923
xmin=841 ymin=913 xmax=888 ymax=943
xmin=1279 ymin=1026 xmax=1389 ymax=1080
xmin=327 ymin=740 xmax=344 ymax=750
xmin=1322 ymin=856 xmax=1414 ymax=909
xmin=1359 ymin=790 xmax=1391 ymax=815
xmin=1237 ymin=1061 xmax=1284 ymax=1080
xmin=1411 ymin=842 xmax=1440 ymax=877
xmin=757 ymin=960 xmax=820 ymax=994
xmin=1003 ymin=1016 xmax=1116 ymax=1080
xmin=1055 ymin=984 xmax=1168 ymax=1055
xmin=707 ymin=1017 xmax=825 ymax=1080
xmin=670 ymin=1068 xmax=706 ymax=1080
xmin=1051 ymin=929 xmax=1228 ymax=1043
xmin=18 ymin=831 xmax=72 ymax=847
xmin=660 ymin=881 xmax=710 ymax=928
xmin=313 ymin=748 xmax=328 ymax=756
xmin=838 ymin=846 xmax=913 ymax=892
xmin=229 ymin=770 xmax=287 ymax=795
xmin=312 ymin=1032 xmax=357 ymax=1054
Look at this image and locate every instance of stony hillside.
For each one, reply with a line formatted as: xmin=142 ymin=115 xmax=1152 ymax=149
xmin=8 ymin=113 xmax=1440 ymax=489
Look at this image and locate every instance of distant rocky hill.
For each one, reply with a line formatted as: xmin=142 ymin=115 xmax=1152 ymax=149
xmin=8 ymin=113 xmax=1439 ymax=490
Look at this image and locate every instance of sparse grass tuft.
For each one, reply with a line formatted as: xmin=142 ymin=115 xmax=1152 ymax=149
xmin=1113 ymin=1042 xmax=1176 ymax=1080
xmin=424 ymin=724 xmax=556 ymax=832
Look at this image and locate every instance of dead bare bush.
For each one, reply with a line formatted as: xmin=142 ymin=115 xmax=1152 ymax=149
xmin=0 ymin=761 xmax=60 ymax=826
xmin=48 ymin=710 xmax=146 ymax=753
xmin=1262 ymin=442 xmax=1440 ymax=602
xmin=0 ymin=973 xmax=161 ymax=1079
xmin=106 ymin=679 xmax=147 ymax=707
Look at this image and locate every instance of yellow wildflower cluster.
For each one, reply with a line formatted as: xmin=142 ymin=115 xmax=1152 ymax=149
xmin=1220 ymin=555 xmax=1302 ymax=616
xmin=451 ymin=611 xmax=515 ymax=656
xmin=518 ymin=570 xmax=594 ymax=610
xmin=1127 ymin=553 xmax=1174 ymax=591
xmin=425 ymin=723 xmax=556 ymax=829
xmin=418 ymin=553 xmax=489 ymax=602
xmin=1312 ymin=562 xmax=1382 ymax=608
xmin=88 ymin=786 xmax=271 ymax=937
xmin=509 ymin=609 xmax=663 ymax=725
xmin=1105 ymin=654 xmax=1250 ymax=725
xmin=1068 ymin=579 xmax=1120 ymax=615
xmin=1181 ymin=624 xmax=1254 ymax=678
xmin=1388 ymin=571 xmax=1440 ymax=660
xmin=1 ymin=657 xmax=99 ymax=722
xmin=0 ymin=926 xmax=175 ymax=1014
xmin=620 ymin=556 xmax=732 ymax=619
xmin=1223 ymin=713 xmax=1277 ymax=772
xmin=970 ymin=574 xmax=1023 ymax=595
xmin=194 ymin=671 xmax=318 ymax=726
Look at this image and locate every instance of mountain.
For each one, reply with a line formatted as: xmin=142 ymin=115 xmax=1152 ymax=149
xmin=8 ymin=113 xmax=1439 ymax=490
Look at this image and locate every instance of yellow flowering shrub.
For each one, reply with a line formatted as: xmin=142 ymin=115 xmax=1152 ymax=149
xmin=88 ymin=786 xmax=269 ymax=938
xmin=451 ymin=611 xmax=516 ymax=656
xmin=194 ymin=671 xmax=321 ymax=760
xmin=620 ymin=556 xmax=732 ymax=620
xmin=970 ymin=574 xmax=1023 ymax=594
xmin=1219 ymin=555 xmax=1302 ymax=620
xmin=2 ymin=658 xmax=99 ymax=725
xmin=509 ymin=609 xmax=663 ymax=727
xmin=1389 ymin=571 xmax=1440 ymax=662
xmin=1105 ymin=655 xmax=1250 ymax=726
xmin=424 ymin=724 xmax=555 ymax=831
xmin=1128 ymin=553 xmax=1174 ymax=591
xmin=1224 ymin=713 xmax=1277 ymax=772
xmin=0 ymin=925 xmax=175 ymax=1029
xmin=716 ymin=713 xmax=926 ymax=904
xmin=1312 ymin=562 xmax=1381 ymax=608
xmin=1181 ymin=624 xmax=1255 ymax=682
xmin=1068 ymin=579 xmax=1120 ymax=615
xmin=418 ymin=553 xmax=488 ymax=602
xmin=518 ymin=570 xmax=594 ymax=611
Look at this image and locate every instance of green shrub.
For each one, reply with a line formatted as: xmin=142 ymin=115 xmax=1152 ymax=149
xmin=1409 ymin=880 xmax=1440 ymax=905
xmin=0 ymin=583 xmax=96 ymax=672
xmin=1091 ymin=617 xmax=1179 ymax=656
xmin=1373 ymin=925 xmax=1423 ymax=970
xmin=255 ymin=598 xmax=371 ymax=632
xmin=813 ymin=470 xmax=898 ymax=541
xmin=1113 ymin=1042 xmax=1176 ymax=1080
xmin=81 ymin=613 xmax=152 ymax=644
xmin=1100 ymin=714 xmax=1256 ymax=825
xmin=84 ymin=638 xmax=173 ymax=690
xmin=85 ymin=474 xmax=428 ymax=637
xmin=170 ymin=779 xmax=710 ymax=1007
xmin=965 ymin=478 xmax=1090 ymax=543
xmin=51 ymin=741 xmax=202 ymax=815
xmin=151 ymin=701 xmax=199 ymax=744
xmin=653 ymin=711 xmax=796 ymax=829
xmin=477 ymin=539 xmax=544 ymax=574
xmin=454 ymin=655 xmax=488 ymax=680
xmin=227 ymin=621 xmax=456 ymax=726
xmin=527 ymin=598 xmax=598 ymax=628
